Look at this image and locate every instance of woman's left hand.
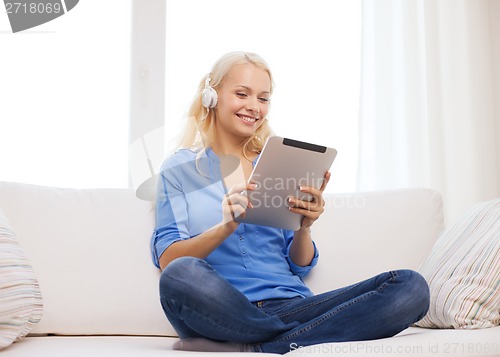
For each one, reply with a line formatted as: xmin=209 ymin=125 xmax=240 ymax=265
xmin=288 ymin=171 xmax=331 ymax=229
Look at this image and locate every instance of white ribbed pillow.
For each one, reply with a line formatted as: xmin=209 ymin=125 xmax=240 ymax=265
xmin=0 ymin=207 xmax=43 ymax=349
xmin=416 ymin=199 xmax=499 ymax=329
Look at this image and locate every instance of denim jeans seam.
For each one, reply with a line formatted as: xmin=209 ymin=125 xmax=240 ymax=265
xmin=274 ymin=290 xmax=377 ymax=342
xmin=377 ymin=282 xmax=389 ymax=293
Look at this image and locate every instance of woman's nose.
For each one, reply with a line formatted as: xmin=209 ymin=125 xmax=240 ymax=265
xmin=247 ymin=99 xmax=261 ymax=116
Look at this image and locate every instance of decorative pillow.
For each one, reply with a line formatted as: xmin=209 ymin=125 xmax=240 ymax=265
xmin=415 ymin=199 xmax=499 ymax=329
xmin=0 ymin=207 xmax=43 ymax=349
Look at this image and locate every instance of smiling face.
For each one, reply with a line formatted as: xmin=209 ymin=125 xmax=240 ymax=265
xmin=214 ymin=63 xmax=271 ymax=145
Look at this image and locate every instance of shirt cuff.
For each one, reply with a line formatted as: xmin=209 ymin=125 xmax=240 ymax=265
xmin=287 ymin=241 xmax=319 ymax=277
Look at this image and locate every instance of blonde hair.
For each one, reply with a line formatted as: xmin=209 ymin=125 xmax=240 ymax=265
xmin=176 ymin=51 xmax=275 ymax=159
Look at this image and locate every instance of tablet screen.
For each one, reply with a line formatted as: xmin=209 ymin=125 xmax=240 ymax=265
xmin=235 ymin=136 xmax=337 ymax=230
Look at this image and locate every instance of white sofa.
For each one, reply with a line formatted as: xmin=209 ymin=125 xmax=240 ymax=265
xmin=0 ymin=181 xmax=498 ymax=356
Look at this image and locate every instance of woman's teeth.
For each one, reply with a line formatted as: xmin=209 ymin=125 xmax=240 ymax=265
xmin=239 ymin=115 xmax=257 ymax=123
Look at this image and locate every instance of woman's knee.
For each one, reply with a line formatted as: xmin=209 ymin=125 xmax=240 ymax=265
xmin=159 ymin=257 xmax=207 ymax=295
xmin=162 ymin=256 xmax=205 ymax=277
xmin=395 ymin=269 xmax=430 ymax=318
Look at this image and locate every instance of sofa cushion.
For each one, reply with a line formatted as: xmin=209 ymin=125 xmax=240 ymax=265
xmin=3 ymin=327 xmax=500 ymax=356
xmin=0 ymin=207 xmax=43 ymax=349
xmin=0 ymin=182 xmax=174 ymax=337
xmin=416 ymin=199 xmax=500 ymax=329
xmin=306 ymin=188 xmax=444 ymax=292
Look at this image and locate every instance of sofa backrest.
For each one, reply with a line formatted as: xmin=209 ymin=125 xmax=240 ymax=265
xmin=305 ymin=188 xmax=444 ymax=293
xmin=0 ymin=182 xmax=172 ymax=336
xmin=0 ymin=182 xmax=444 ymax=337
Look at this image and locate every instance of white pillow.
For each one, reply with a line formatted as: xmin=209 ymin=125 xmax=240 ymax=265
xmin=0 ymin=207 xmax=43 ymax=349
xmin=416 ymin=199 xmax=499 ymax=329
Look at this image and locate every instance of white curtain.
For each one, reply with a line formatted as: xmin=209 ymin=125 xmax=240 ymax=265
xmin=358 ymin=0 xmax=500 ymax=224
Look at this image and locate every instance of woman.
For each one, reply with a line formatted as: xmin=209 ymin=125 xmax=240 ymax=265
xmin=150 ymin=51 xmax=429 ymax=354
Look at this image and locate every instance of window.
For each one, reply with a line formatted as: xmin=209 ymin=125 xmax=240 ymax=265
xmin=1 ymin=1 xmax=360 ymax=192
xmin=0 ymin=0 xmax=131 ymax=188
xmin=164 ymin=0 xmax=361 ymax=193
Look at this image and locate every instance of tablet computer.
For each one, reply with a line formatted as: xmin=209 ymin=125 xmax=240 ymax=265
xmin=235 ymin=136 xmax=337 ymax=231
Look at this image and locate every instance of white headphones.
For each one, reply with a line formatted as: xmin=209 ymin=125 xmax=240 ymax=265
xmin=201 ymin=75 xmax=217 ymax=109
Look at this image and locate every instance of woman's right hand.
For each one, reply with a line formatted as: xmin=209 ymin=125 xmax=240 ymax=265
xmin=159 ymin=181 xmax=257 ymax=270
xmin=220 ymin=182 xmax=257 ymax=234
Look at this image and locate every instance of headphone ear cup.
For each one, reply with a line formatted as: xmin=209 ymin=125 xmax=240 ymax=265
xmin=202 ymin=86 xmax=218 ymax=108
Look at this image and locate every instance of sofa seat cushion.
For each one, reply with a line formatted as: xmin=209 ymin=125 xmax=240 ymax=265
xmin=1 ymin=327 xmax=499 ymax=356
xmin=416 ymin=199 xmax=500 ymax=329
xmin=1 ymin=335 xmax=273 ymax=356
xmin=0 ymin=207 xmax=43 ymax=349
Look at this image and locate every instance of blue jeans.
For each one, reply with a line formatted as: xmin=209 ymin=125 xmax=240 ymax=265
xmin=159 ymin=257 xmax=430 ymax=354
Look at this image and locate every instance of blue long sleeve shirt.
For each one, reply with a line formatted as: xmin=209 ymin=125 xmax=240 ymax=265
xmin=150 ymin=147 xmax=318 ymax=302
